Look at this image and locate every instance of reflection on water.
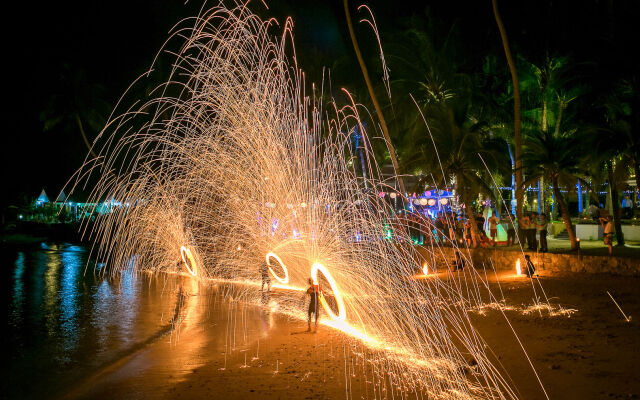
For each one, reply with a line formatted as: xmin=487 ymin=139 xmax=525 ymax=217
xmin=1 ymin=242 xmax=277 ymax=400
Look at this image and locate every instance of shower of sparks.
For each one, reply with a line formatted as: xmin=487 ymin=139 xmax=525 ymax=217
xmin=66 ymin=2 xmax=560 ymax=398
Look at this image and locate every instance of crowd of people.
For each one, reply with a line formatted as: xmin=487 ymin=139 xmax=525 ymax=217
xmin=400 ymin=209 xmax=550 ymax=251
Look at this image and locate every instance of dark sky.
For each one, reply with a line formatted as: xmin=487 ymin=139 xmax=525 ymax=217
xmin=3 ymin=0 xmax=639 ymax=206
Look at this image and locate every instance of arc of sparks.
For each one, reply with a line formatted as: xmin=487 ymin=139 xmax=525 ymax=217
xmin=311 ymin=262 xmax=346 ymax=322
xmin=180 ymin=246 xmax=197 ymax=277
xmin=606 ymin=291 xmax=631 ymax=322
xmin=266 ymin=252 xmax=289 ymax=284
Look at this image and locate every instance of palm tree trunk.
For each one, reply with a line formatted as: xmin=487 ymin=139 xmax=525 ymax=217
xmin=492 ymin=0 xmax=523 ymax=222
xmin=343 ymin=0 xmax=404 ymax=194
xmin=554 ymin=102 xmax=564 ymax=136
xmin=541 ymin=100 xmax=548 ymax=132
xmin=607 ymin=161 xmax=625 ymax=245
xmin=634 ymin=160 xmax=640 ymax=217
xmin=552 ymin=176 xmax=577 ymax=250
xmin=75 ymin=113 xmax=98 ymax=158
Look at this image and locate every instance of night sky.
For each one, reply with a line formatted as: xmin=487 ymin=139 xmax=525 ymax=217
xmin=3 ymin=0 xmax=639 ymax=207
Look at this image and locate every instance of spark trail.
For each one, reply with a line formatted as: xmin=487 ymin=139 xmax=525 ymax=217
xmin=69 ymin=2 xmax=534 ymax=398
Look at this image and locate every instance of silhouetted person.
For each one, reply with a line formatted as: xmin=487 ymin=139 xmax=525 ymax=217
xmin=519 ymin=214 xmax=531 ymax=249
xmin=599 ymin=216 xmax=614 ymax=255
xmin=488 ymin=213 xmax=500 ymax=246
xmin=524 ymin=255 xmax=535 ymax=277
xmin=506 ymin=216 xmax=516 ymax=246
xmin=305 ymin=278 xmax=320 ymax=332
xmin=452 ymin=250 xmax=465 ymax=271
xmin=536 ymin=213 xmax=548 ymax=252
xmin=260 ymin=262 xmax=271 ymax=293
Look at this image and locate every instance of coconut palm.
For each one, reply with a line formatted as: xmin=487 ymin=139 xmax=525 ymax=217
xmin=491 ymin=0 xmax=523 ymax=222
xmin=401 ymin=102 xmax=510 ymax=246
xmin=343 ymin=0 xmax=404 ymax=194
xmin=521 ymin=129 xmax=585 ymax=250
xmin=40 ymin=64 xmax=110 ymax=158
xmin=604 ymin=77 xmax=640 ymax=211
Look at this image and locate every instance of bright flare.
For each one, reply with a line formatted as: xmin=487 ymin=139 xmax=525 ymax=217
xmin=180 ymin=246 xmax=197 ymax=277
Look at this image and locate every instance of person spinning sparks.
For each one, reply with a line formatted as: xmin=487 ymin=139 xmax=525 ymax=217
xmin=260 ymin=261 xmax=271 ymax=293
xmin=305 ymin=277 xmax=321 ymax=332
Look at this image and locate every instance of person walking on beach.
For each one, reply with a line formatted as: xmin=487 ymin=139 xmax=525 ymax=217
xmin=305 ymin=278 xmax=321 ymax=332
xmin=599 ymin=216 xmax=614 ymax=255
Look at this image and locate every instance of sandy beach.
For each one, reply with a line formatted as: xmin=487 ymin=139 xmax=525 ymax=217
xmin=54 ymin=269 xmax=640 ymax=400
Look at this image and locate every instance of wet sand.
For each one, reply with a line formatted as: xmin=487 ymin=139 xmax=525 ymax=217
xmin=61 ymin=271 xmax=640 ymax=400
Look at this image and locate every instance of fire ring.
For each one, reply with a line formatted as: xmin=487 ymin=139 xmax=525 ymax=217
xmin=311 ymin=262 xmax=346 ymax=322
xmin=266 ymin=252 xmax=289 ymax=284
xmin=180 ymin=246 xmax=197 ymax=276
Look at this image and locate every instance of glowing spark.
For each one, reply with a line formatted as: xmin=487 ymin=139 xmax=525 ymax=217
xmin=422 ymin=262 xmax=429 ymax=275
xmin=515 ymin=259 xmax=521 ymax=276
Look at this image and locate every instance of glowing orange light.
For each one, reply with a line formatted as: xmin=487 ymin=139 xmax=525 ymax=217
xmin=180 ymin=246 xmax=197 ymax=276
xmin=311 ymin=262 xmax=346 ymax=322
xmin=515 ymin=259 xmax=521 ymax=276
xmin=266 ymin=252 xmax=289 ymax=284
xmin=422 ymin=262 xmax=429 ymax=275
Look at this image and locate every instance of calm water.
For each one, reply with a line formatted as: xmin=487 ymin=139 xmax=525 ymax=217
xmin=1 ymin=241 xmax=273 ymax=400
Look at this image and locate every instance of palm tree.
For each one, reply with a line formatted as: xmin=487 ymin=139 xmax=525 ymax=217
xmin=588 ymin=133 xmax=631 ymax=247
xmin=343 ymin=0 xmax=405 ymax=194
xmin=491 ymin=0 xmax=523 ymax=222
xmin=604 ymin=77 xmax=640 ymax=211
xmin=521 ymin=129 xmax=584 ymax=250
xmin=40 ymin=64 xmax=110 ymax=158
xmin=401 ymin=102 xmax=510 ymax=246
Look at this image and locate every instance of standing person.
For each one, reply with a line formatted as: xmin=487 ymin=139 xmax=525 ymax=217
xmin=434 ymin=214 xmax=445 ymax=244
xmin=260 ymin=261 xmax=271 ymax=293
xmin=506 ymin=214 xmax=517 ymax=246
xmin=452 ymin=250 xmax=465 ymax=271
xmin=455 ymin=214 xmax=465 ymax=243
xmin=536 ymin=213 xmax=549 ymax=252
xmin=488 ymin=213 xmax=500 ymax=246
xmin=599 ymin=216 xmax=614 ymax=256
xmin=464 ymin=217 xmax=473 ymax=247
xmin=475 ymin=212 xmax=485 ymax=235
xmin=305 ymin=278 xmax=321 ymax=332
xmin=528 ymin=213 xmax=538 ymax=251
xmin=442 ymin=214 xmax=451 ymax=245
xmin=524 ymin=255 xmax=535 ymax=277
xmin=519 ymin=214 xmax=530 ymax=249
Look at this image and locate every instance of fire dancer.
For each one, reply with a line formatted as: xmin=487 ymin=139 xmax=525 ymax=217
xmin=305 ymin=277 xmax=320 ymax=332
xmin=260 ymin=261 xmax=271 ymax=293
